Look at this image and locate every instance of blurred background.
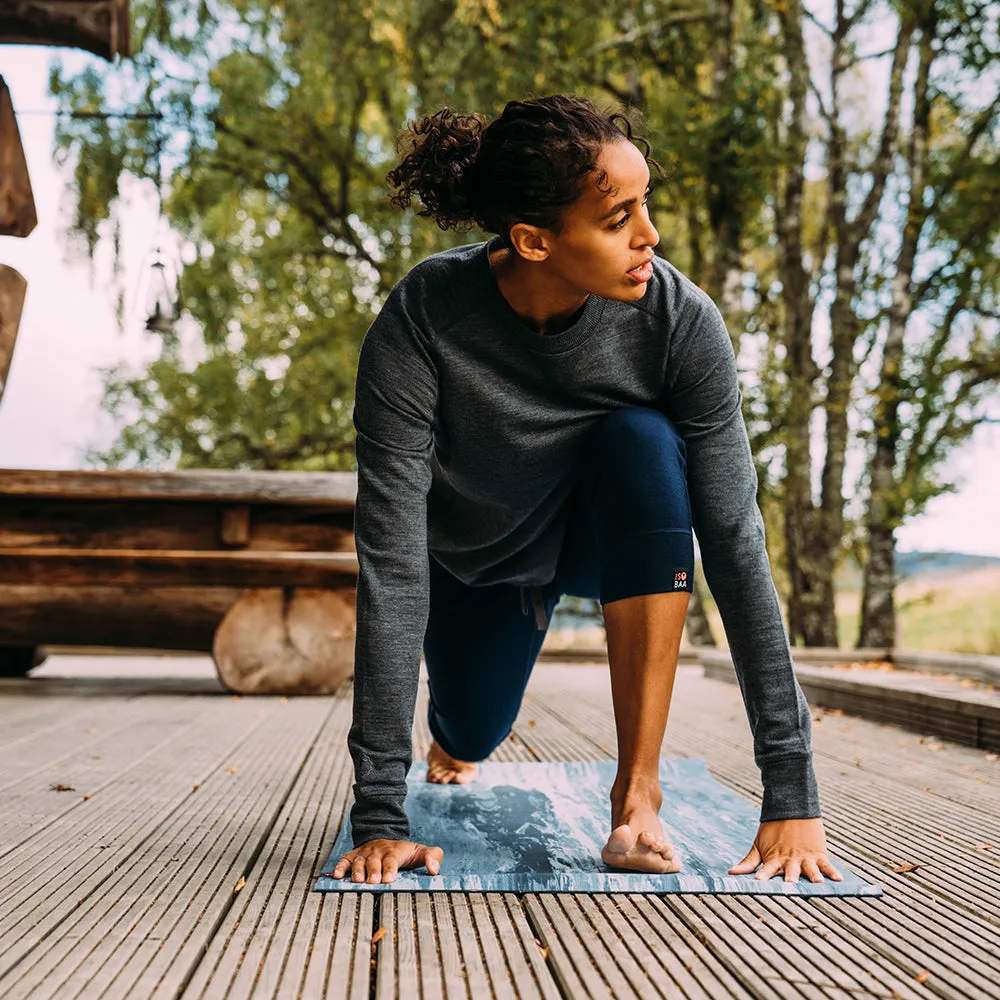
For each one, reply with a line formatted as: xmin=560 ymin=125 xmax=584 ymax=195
xmin=2 ymin=0 xmax=998 ymax=655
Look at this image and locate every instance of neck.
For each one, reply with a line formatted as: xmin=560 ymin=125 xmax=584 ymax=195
xmin=489 ymin=245 xmax=590 ymax=336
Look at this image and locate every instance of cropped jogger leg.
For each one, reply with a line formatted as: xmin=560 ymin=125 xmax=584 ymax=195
xmin=422 ymin=553 xmax=551 ymax=777
xmin=557 ymin=406 xmax=694 ymax=871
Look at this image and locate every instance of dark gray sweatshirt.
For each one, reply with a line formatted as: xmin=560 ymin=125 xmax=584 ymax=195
xmin=347 ymin=236 xmax=821 ymax=847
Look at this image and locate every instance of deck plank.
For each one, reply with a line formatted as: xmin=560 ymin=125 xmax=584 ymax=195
xmin=1 ymin=657 xmax=997 ymax=999
xmin=525 ymin=665 xmax=1000 ymax=999
xmin=0 ymin=697 xmax=330 ymax=998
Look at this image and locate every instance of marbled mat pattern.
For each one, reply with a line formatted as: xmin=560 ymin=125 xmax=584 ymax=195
xmin=316 ymin=758 xmax=882 ymax=895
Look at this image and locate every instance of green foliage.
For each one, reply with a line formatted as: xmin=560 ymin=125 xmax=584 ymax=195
xmin=52 ymin=0 xmax=773 ymax=472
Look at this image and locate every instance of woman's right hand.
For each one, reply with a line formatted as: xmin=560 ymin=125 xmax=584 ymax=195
xmin=328 ymin=839 xmax=444 ymax=884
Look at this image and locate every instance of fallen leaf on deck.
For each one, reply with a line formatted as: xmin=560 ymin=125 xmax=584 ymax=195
xmin=226 ymin=767 xmax=237 ymax=774
xmin=49 ymin=783 xmax=75 ymax=792
xmin=975 ymin=844 xmax=995 ymax=851
xmin=528 ymin=720 xmax=536 ymax=727
xmin=83 ymin=794 xmax=91 ymax=801
xmin=279 ymin=696 xmax=288 ymax=704
xmin=372 ymin=927 xmax=386 ymax=944
xmin=233 ymin=876 xmax=246 ymax=893
xmin=893 ymin=863 xmax=920 ymax=873
xmin=85 ymin=728 xmax=98 ymax=735
xmin=193 ymin=784 xmax=200 ymax=791
xmin=915 ymin=969 xmax=930 ymax=984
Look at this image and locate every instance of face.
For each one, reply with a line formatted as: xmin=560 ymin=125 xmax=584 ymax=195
xmin=509 ymin=139 xmax=660 ymax=301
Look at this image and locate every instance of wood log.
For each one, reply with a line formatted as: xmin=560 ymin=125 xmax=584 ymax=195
xmin=0 ymin=496 xmax=354 ymax=553
xmin=0 ymin=265 xmax=27 ymax=406
xmin=0 ymin=79 xmax=37 ymax=238
xmin=0 ymin=547 xmax=359 ymax=588
xmin=0 ymin=468 xmax=358 ymax=506
xmin=0 ymin=584 xmax=242 ymax=650
xmin=213 ymin=588 xmax=356 ymax=695
xmin=0 ymin=0 xmax=131 ymax=59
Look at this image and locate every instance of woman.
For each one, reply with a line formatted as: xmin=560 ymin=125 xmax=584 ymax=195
xmin=330 ymin=95 xmax=841 ymax=887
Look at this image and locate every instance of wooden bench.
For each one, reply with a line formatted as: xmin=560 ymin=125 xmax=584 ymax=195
xmin=0 ymin=469 xmax=360 ymax=693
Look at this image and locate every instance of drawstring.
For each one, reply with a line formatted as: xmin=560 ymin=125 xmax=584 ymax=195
xmin=520 ymin=585 xmax=549 ymax=630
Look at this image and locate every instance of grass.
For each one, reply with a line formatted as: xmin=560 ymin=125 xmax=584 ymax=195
xmin=544 ymin=565 xmax=1000 ymax=656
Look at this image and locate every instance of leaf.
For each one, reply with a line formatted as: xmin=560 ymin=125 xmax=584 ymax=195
xmin=915 ymin=969 xmax=930 ymax=984
xmin=49 ymin=783 xmax=75 ymax=792
xmin=372 ymin=927 xmax=386 ymax=944
xmin=893 ymin=863 xmax=921 ymax=873
xmin=233 ymin=876 xmax=246 ymax=893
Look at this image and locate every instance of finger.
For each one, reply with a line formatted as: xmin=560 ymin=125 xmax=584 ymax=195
xmin=818 ymin=858 xmax=843 ymax=881
xmin=425 ymin=845 xmax=444 ymax=875
xmin=729 ymin=846 xmax=760 ymax=875
xmin=755 ymin=858 xmax=784 ymax=881
xmin=382 ymin=859 xmax=399 ymax=884
xmin=802 ymin=858 xmax=823 ymax=883
xmin=332 ymin=853 xmax=354 ymax=879
xmin=366 ymin=855 xmax=383 ymax=884
xmin=352 ymin=855 xmax=368 ymax=883
xmin=783 ymin=859 xmax=802 ymax=884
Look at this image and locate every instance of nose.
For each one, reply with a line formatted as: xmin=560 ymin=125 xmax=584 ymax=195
xmin=635 ymin=212 xmax=659 ymax=251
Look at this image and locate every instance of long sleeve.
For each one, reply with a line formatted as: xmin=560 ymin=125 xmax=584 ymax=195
xmin=348 ymin=288 xmax=438 ymax=847
xmin=662 ymin=293 xmax=821 ymax=822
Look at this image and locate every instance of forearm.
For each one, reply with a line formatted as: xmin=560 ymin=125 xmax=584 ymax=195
xmin=699 ymin=510 xmax=821 ymax=821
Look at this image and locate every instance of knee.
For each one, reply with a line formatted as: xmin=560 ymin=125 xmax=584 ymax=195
xmin=591 ymin=407 xmax=686 ymax=469
xmin=430 ymin=709 xmax=508 ymax=763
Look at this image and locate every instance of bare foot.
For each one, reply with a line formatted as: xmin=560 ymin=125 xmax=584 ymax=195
xmin=602 ymin=796 xmax=682 ymax=874
xmin=426 ymin=739 xmax=479 ymax=784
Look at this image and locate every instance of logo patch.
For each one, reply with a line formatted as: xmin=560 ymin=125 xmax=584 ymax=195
xmin=673 ymin=569 xmax=689 ymax=590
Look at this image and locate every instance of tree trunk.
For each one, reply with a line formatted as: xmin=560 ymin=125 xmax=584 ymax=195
xmin=773 ymin=0 xmax=835 ymax=646
xmin=684 ymin=573 xmax=716 ymax=647
xmin=859 ymin=17 xmax=934 ymax=648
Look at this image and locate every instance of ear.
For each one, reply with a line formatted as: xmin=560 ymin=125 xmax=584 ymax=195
xmin=508 ymin=223 xmax=552 ymax=263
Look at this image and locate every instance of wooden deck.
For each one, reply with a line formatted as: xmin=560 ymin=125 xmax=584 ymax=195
xmin=1 ymin=654 xmax=997 ymax=999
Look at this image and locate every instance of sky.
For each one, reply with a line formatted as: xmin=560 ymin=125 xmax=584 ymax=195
xmin=0 ymin=43 xmax=998 ymax=556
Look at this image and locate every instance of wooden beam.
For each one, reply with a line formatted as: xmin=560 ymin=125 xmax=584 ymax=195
xmin=0 ymin=584 xmax=241 ymax=650
xmin=0 ymin=468 xmax=359 ymax=506
xmin=0 ymin=78 xmax=37 ymax=239
xmin=0 ymin=265 xmax=27 ymax=407
xmin=0 ymin=548 xmax=360 ymax=588
xmin=0 ymin=0 xmax=131 ymax=60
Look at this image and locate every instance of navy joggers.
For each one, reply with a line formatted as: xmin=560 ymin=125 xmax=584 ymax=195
xmin=423 ymin=406 xmax=695 ymax=762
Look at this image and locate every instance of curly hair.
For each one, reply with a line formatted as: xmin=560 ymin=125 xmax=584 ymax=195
xmin=385 ymin=95 xmax=664 ymax=248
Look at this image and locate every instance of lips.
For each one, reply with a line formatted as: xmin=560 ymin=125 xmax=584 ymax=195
xmin=627 ymin=257 xmax=654 ymax=282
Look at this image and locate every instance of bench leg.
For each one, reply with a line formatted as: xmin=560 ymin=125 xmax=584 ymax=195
xmin=0 ymin=645 xmax=47 ymax=678
xmin=212 ymin=587 xmax=355 ymax=695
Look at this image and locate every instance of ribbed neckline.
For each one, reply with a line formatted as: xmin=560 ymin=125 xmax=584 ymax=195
xmin=473 ymin=236 xmax=606 ymax=355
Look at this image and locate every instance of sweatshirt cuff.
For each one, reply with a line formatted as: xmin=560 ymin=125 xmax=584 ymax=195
xmin=349 ymin=796 xmax=410 ymax=848
xmin=759 ymin=755 xmax=822 ymax=822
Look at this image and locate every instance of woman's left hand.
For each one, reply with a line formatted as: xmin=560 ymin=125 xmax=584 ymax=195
xmin=729 ymin=817 xmax=843 ymax=883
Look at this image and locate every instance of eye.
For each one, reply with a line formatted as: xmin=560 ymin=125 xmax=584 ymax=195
xmin=609 ymin=185 xmax=654 ymax=231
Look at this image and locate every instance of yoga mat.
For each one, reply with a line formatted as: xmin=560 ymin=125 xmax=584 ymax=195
xmin=316 ymin=758 xmax=881 ymax=895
